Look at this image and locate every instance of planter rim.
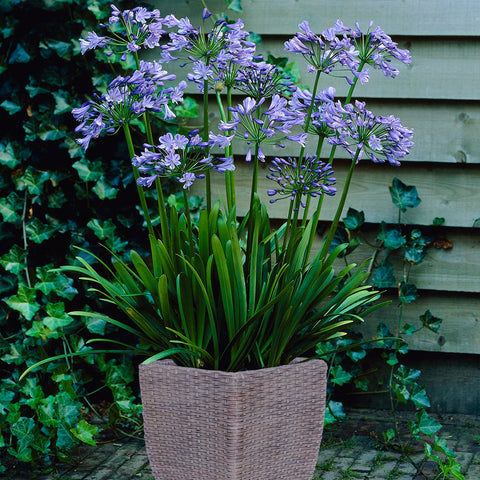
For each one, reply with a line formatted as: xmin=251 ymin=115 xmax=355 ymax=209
xmin=139 ymin=356 xmax=323 ymax=377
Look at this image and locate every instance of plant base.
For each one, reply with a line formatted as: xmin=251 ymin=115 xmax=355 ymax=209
xmin=139 ymin=358 xmax=327 ymax=480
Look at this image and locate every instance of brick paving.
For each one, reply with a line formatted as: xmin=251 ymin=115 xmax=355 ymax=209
xmin=4 ymin=409 xmax=480 ymax=479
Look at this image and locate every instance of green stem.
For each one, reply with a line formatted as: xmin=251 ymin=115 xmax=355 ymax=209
xmin=122 ymin=124 xmax=155 ymax=238
xmin=183 ymin=189 xmax=194 ymax=255
xmin=322 ymin=149 xmax=361 ymax=257
xmin=203 ymin=79 xmax=211 ymax=214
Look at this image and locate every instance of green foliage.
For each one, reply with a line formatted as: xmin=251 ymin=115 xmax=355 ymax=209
xmin=0 ymin=0 xmax=171 ymax=470
xmin=321 ymin=178 xmax=456 ymax=479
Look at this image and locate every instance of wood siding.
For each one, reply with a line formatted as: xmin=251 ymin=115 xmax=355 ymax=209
xmin=154 ymin=0 xmax=480 ymax=355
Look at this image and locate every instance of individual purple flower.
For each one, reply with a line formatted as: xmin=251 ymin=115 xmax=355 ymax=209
xmin=80 ymin=31 xmax=110 ymax=54
xmin=266 ymin=155 xmax=337 ymax=207
xmin=326 ymin=100 xmax=414 ymax=165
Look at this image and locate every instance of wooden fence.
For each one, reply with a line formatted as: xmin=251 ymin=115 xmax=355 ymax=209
xmin=152 ymin=1 xmax=480 ymax=364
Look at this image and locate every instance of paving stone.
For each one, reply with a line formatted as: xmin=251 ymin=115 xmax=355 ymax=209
xmin=351 ymin=449 xmax=380 ymax=472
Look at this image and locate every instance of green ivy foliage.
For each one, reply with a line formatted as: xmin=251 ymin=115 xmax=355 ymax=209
xmin=0 ymin=0 xmax=169 ymax=471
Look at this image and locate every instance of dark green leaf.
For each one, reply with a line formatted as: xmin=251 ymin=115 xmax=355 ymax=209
xmin=410 ymin=383 xmax=430 ymax=408
xmin=70 ymin=420 xmax=98 ymax=446
xmin=0 ymin=192 xmax=22 ymax=223
xmin=324 ymin=400 xmax=346 ymax=425
xmin=4 ymin=285 xmax=40 ymax=320
xmin=225 ymin=0 xmax=242 ymax=12
xmin=399 ymin=281 xmax=419 ymax=304
xmin=174 ymin=97 xmax=198 ymax=118
xmin=0 ymin=390 xmax=15 ymax=415
xmin=377 ymin=222 xmax=406 ymax=249
xmin=0 ymin=141 xmax=21 ymax=168
xmin=420 ymin=310 xmax=443 ymax=333
xmin=411 ymin=410 xmax=442 ymax=437
xmin=330 ymin=365 xmax=353 ymax=386
xmin=389 ymin=177 xmax=421 ymax=212
xmin=0 ymin=244 xmax=27 ymax=275
xmin=92 ymin=177 xmax=119 ymax=199
xmin=43 ymin=302 xmax=75 ymax=331
xmin=0 ymin=99 xmax=22 ymax=115
xmin=52 ymin=90 xmax=71 ymax=115
xmin=371 ymin=265 xmax=396 ymax=288
xmin=432 ymin=217 xmax=445 ymax=226
xmin=39 ymin=39 xmax=73 ymax=60
xmin=343 ymin=208 xmax=365 ymax=230
xmin=72 ymin=158 xmax=104 ymax=182
xmin=87 ymin=218 xmax=116 ymax=241
xmin=8 ymin=43 xmax=31 ymax=63
xmin=13 ymin=166 xmax=51 ymax=196
xmin=35 ymin=266 xmax=78 ymax=300
xmin=26 ymin=218 xmax=59 ymax=244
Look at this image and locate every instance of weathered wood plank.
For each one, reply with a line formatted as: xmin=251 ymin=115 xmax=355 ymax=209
xmin=190 ymin=161 xmax=480 ymax=228
xmin=186 ymin=98 xmax=480 ymax=164
xmin=357 ymin=293 xmax=480 ymax=354
xmin=311 ymin=230 xmax=480 ymax=293
xmin=149 ymin=38 xmax=480 ymax=101
xmin=152 ymin=0 xmax=480 ymax=37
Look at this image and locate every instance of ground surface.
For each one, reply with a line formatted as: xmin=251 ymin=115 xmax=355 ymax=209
xmin=4 ymin=409 xmax=480 ymax=479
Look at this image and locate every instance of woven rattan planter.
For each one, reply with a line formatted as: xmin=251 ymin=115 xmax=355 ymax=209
xmin=139 ymin=358 xmax=327 ymax=480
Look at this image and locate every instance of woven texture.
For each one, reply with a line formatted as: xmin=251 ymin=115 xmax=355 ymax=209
xmin=139 ymin=358 xmax=327 ymax=480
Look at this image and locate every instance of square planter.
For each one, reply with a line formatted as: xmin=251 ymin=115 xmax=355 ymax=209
xmin=139 ymin=358 xmax=327 ymax=480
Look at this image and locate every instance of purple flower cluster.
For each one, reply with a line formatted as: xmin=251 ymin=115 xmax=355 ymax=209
xmin=353 ymin=22 xmax=411 ymax=80
xmin=284 ymin=20 xmax=359 ymax=75
xmin=267 ymin=155 xmax=337 ymax=207
xmin=73 ymin=61 xmax=184 ymax=150
xmin=80 ymin=5 xmax=174 ymax=59
xmin=133 ymin=132 xmax=234 ymax=189
xmin=326 ymin=100 xmax=414 ymax=166
xmin=219 ymin=95 xmax=306 ymax=162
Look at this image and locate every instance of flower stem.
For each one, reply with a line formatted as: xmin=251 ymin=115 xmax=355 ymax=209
xmin=183 ymin=189 xmax=194 ymax=255
xmin=122 ymin=123 xmax=155 ymax=238
xmin=203 ymin=79 xmax=211 ymax=214
xmin=321 ymin=149 xmax=361 ymax=257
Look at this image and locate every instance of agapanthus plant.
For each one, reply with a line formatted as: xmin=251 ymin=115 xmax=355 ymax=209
xmin=23 ymin=5 xmax=413 ymax=376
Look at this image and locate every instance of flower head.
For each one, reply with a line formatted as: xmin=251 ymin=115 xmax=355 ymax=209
xmin=267 ymin=155 xmax=337 ymax=207
xmin=73 ymin=63 xmax=183 ymax=150
xmin=327 ymin=100 xmax=414 ymax=165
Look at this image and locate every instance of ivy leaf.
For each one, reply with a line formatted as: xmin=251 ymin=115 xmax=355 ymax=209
xmin=377 ymin=222 xmax=406 ymax=249
xmin=4 ymin=285 xmax=41 ymax=320
xmin=330 ymin=365 xmax=353 ymax=386
xmin=174 ymin=96 xmax=198 ymax=118
xmin=26 ymin=218 xmax=59 ymax=244
xmin=420 ymin=310 xmax=443 ymax=333
xmin=324 ymin=400 xmax=346 ymax=425
xmin=72 ymin=158 xmax=104 ymax=182
xmin=432 ymin=217 xmax=445 ymax=226
xmin=0 ymin=99 xmax=22 ymax=115
xmin=92 ymin=177 xmax=119 ymax=200
xmin=410 ymin=410 xmax=442 ymax=437
xmin=39 ymin=39 xmax=73 ymax=60
xmin=52 ymin=90 xmax=71 ymax=115
xmin=87 ymin=218 xmax=116 ymax=242
xmin=9 ymin=417 xmax=35 ymax=462
xmin=0 ymin=192 xmax=22 ymax=223
xmin=343 ymin=207 xmax=365 ymax=230
xmin=35 ymin=266 xmax=78 ymax=300
xmin=404 ymin=244 xmax=426 ymax=264
xmin=8 ymin=43 xmax=31 ymax=63
xmin=225 ymin=0 xmax=242 ymax=12
xmin=13 ymin=166 xmax=51 ymax=196
xmin=1 ymin=342 xmax=26 ymax=366
xmin=371 ymin=265 xmax=396 ymax=288
xmin=399 ymin=281 xmax=419 ymax=304
xmin=84 ymin=316 xmax=107 ymax=335
xmin=0 ymin=390 xmax=15 ymax=415
xmin=432 ymin=436 xmax=456 ymax=457
xmin=0 ymin=244 xmax=27 ymax=275
xmin=70 ymin=420 xmax=98 ymax=446
xmin=389 ymin=177 xmax=421 ymax=212
xmin=43 ymin=302 xmax=75 ymax=331
xmin=56 ymin=392 xmax=82 ymax=427
xmin=410 ymin=383 xmax=431 ymax=408
xmin=0 ymin=141 xmax=21 ymax=168
xmin=37 ymin=124 xmax=67 ymax=141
